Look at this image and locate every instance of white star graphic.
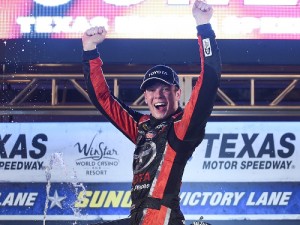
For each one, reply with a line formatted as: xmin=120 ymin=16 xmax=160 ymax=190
xmin=48 ymin=190 xmax=66 ymax=209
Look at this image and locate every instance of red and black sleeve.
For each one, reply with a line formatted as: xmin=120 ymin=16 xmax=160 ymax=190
xmin=173 ymin=23 xmax=221 ymax=149
xmin=83 ymin=49 xmax=142 ymax=144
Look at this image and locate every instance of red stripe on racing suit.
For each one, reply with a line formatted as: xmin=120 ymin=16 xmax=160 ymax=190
xmin=83 ymin=23 xmax=221 ymax=225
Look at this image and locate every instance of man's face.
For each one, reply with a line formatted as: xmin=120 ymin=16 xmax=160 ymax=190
xmin=144 ymin=81 xmax=181 ymax=120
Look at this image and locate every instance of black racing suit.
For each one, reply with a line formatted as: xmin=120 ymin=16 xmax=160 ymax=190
xmin=83 ymin=24 xmax=221 ymax=225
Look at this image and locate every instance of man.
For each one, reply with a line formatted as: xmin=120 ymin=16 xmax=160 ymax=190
xmin=82 ymin=1 xmax=221 ymax=224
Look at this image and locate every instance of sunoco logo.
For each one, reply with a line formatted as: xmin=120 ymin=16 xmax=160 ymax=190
xmin=74 ymin=134 xmax=119 ymax=176
xmin=200 ymin=132 xmax=296 ymax=170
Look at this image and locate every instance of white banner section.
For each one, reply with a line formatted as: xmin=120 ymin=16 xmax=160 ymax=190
xmin=0 ymin=122 xmax=299 ymax=183
xmin=184 ymin=121 xmax=299 ymax=182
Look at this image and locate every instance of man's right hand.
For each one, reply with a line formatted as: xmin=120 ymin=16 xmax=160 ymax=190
xmin=82 ymin=26 xmax=107 ymax=51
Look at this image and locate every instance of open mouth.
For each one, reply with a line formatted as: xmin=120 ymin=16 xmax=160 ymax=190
xmin=154 ymin=102 xmax=167 ymax=110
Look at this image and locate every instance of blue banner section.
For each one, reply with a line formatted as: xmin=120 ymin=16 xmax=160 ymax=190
xmin=180 ymin=182 xmax=300 ymax=215
xmin=0 ymin=182 xmax=299 ymax=218
xmin=0 ymin=182 xmax=131 ymax=216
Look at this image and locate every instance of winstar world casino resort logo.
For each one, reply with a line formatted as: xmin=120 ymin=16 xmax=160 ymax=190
xmin=200 ymin=132 xmax=296 ymax=171
xmin=74 ymin=134 xmax=120 ymax=176
xmin=0 ymin=133 xmax=47 ymax=171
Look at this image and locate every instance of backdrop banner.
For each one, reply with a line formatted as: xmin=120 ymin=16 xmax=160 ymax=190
xmin=1 ymin=0 xmax=299 ymax=39
xmin=0 ymin=122 xmax=299 ymax=221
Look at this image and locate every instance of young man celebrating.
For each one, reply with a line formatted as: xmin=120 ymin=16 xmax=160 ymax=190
xmin=82 ymin=1 xmax=221 ymax=224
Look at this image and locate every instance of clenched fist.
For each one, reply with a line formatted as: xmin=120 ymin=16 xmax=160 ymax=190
xmin=192 ymin=0 xmax=213 ymax=25
xmin=82 ymin=26 xmax=107 ymax=51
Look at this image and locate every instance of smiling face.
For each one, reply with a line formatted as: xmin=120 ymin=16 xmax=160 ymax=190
xmin=144 ymin=81 xmax=181 ymax=120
